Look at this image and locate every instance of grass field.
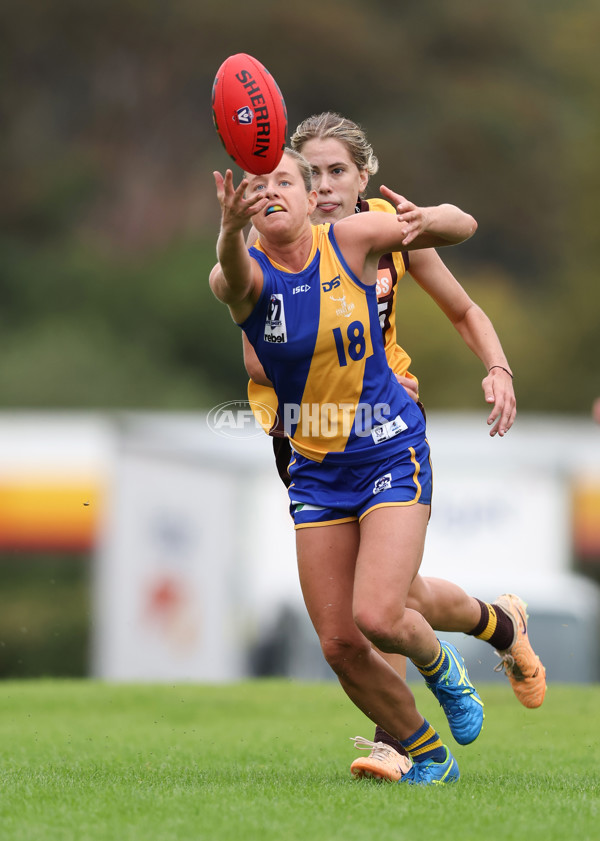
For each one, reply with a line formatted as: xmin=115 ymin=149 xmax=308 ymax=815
xmin=0 ymin=679 xmax=598 ymax=841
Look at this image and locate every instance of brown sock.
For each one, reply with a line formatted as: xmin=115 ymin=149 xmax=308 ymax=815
xmin=374 ymin=726 xmax=410 ymax=758
xmin=469 ymin=598 xmax=514 ymax=650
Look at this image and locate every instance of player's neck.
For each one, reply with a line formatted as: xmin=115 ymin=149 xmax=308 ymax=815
xmin=263 ymin=227 xmax=314 ymax=273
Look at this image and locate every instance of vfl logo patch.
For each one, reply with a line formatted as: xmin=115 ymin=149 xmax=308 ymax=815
xmin=234 ymin=106 xmax=254 ymax=125
xmin=264 ymin=293 xmax=287 ymax=343
xmin=371 ymin=414 xmax=408 ymax=444
xmin=322 ymin=276 xmax=341 ymax=292
xmin=373 ymin=473 xmax=392 ymax=495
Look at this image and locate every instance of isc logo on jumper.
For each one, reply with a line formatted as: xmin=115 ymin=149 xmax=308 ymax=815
xmin=322 ymin=276 xmax=341 ymax=292
xmin=264 ymin=293 xmax=287 ymax=343
xmin=234 ymin=106 xmax=254 ymax=125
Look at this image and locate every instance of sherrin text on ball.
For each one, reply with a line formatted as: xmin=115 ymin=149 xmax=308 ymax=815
xmin=212 ymin=53 xmax=287 ymax=175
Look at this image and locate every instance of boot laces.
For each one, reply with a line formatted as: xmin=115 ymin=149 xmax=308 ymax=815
xmin=494 ymin=650 xmax=523 ymax=679
xmin=350 ymin=736 xmax=397 ymax=761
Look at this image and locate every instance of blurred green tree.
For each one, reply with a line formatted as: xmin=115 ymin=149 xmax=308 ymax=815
xmin=0 ymin=0 xmax=597 ymax=412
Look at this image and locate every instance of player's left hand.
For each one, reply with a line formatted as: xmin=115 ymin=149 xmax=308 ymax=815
xmin=379 ymin=185 xmax=429 ymax=245
xmin=482 ymin=367 xmax=516 ymax=437
xmin=395 ymin=374 xmax=419 ymax=402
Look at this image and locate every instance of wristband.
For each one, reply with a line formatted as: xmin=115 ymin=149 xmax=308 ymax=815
xmin=489 ymin=365 xmax=513 ymax=379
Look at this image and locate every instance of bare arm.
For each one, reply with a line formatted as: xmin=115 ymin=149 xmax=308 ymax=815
xmin=246 ymin=225 xmax=259 ymax=248
xmin=333 ymin=196 xmax=477 ymax=287
xmin=379 ymin=185 xmax=478 ymax=248
xmin=407 ymin=248 xmax=516 ymax=436
xmin=238 ymin=225 xmax=272 ymax=384
xmin=209 ymin=170 xmax=266 ymax=323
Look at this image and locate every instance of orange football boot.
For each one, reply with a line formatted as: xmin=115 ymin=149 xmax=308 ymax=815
xmin=350 ymin=736 xmax=412 ymax=782
xmin=494 ymin=594 xmax=547 ymax=708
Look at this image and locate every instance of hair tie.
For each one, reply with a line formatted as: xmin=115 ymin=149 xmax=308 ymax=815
xmin=489 ymin=365 xmax=513 ymax=379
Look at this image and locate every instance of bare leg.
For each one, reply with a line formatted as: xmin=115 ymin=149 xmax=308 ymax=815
xmin=407 ymin=575 xmax=481 ymax=632
xmin=367 ymin=573 xmax=478 ymax=751
xmin=296 ymin=519 xmax=426 ymax=741
xmin=377 ymin=651 xmax=407 ymax=679
xmin=352 ymin=504 xmax=438 ymax=663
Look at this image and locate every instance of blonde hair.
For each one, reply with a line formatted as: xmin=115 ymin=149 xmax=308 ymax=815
xmin=291 ymin=112 xmax=379 ymax=177
xmin=282 ymin=147 xmax=313 ymax=192
xmin=244 ymin=148 xmax=313 ymax=192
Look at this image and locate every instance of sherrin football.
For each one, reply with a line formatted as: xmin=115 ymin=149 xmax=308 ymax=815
xmin=212 ymin=53 xmax=287 ymax=175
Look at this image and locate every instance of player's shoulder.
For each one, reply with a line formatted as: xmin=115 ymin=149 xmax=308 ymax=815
xmin=365 ymin=197 xmax=396 ymax=215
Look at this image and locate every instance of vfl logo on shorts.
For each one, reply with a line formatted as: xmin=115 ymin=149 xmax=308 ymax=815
xmin=264 ymin=293 xmax=287 ymax=343
xmin=373 ymin=473 xmax=392 ymax=495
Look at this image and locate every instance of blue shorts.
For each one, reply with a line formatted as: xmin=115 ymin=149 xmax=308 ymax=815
xmin=288 ymin=438 xmax=432 ymax=529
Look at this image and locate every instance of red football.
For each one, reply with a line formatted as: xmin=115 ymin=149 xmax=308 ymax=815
xmin=212 ymin=53 xmax=287 ymax=175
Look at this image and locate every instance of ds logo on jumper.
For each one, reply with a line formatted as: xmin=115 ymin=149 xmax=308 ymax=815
xmin=322 ymin=276 xmax=341 ymax=292
xmin=234 ymin=106 xmax=254 ymax=125
xmin=264 ymin=293 xmax=287 ymax=343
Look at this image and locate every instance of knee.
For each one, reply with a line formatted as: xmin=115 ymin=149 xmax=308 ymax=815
xmin=406 ymin=579 xmax=434 ymax=623
xmin=320 ymin=635 xmax=371 ymax=676
xmin=353 ymin=605 xmax=406 ymax=654
xmin=406 ymin=588 xmax=427 ymax=618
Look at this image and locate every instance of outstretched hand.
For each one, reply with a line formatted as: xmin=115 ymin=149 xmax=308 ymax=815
xmin=214 ymin=170 xmax=268 ymax=234
xmin=379 ymin=184 xmax=431 ymax=245
xmin=395 ymin=374 xmax=419 ymax=403
xmin=482 ymin=367 xmax=516 ymax=437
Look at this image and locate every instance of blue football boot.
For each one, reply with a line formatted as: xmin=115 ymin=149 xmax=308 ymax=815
xmin=399 ymin=746 xmax=460 ymax=785
xmin=426 ymin=641 xmax=484 ymax=745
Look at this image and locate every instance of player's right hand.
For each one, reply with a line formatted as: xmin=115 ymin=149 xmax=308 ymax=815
xmin=214 ymin=170 xmax=267 ymax=233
